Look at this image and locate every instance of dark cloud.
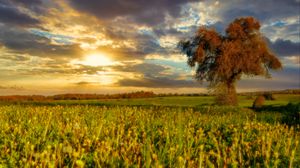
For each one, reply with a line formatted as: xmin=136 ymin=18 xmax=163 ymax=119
xmin=9 ymin=0 xmax=42 ymax=9
xmin=202 ymin=0 xmax=300 ymax=42
xmin=238 ymin=67 xmax=300 ymax=90
xmin=69 ymin=0 xmax=198 ymax=25
xmin=0 ymin=1 xmax=40 ymax=26
xmin=153 ymin=26 xmax=194 ymax=39
xmin=97 ymin=31 xmax=165 ymax=60
xmin=117 ymin=74 xmax=200 ymax=88
xmin=219 ymin=0 xmax=299 ymax=23
xmin=269 ymin=39 xmax=300 ymax=57
xmin=0 ymin=26 xmax=83 ymax=59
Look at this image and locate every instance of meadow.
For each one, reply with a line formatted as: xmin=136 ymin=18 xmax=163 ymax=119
xmin=0 ymin=94 xmax=299 ymax=167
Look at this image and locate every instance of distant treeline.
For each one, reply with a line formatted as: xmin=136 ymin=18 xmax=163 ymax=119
xmin=238 ymin=89 xmax=300 ymax=96
xmin=0 ymin=91 xmax=156 ymax=101
xmin=0 ymin=89 xmax=299 ymax=101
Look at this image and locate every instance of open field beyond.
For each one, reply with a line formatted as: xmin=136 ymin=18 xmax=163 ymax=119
xmin=0 ymin=94 xmax=299 ymax=167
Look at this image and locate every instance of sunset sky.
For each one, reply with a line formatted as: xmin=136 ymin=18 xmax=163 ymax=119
xmin=0 ymin=0 xmax=299 ymax=95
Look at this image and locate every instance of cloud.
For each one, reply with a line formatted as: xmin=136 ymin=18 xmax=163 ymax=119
xmin=112 ymin=62 xmax=170 ymax=76
xmin=117 ymin=74 xmax=200 ymax=88
xmin=99 ymin=25 xmax=167 ymax=60
xmin=283 ymin=56 xmax=300 ymax=65
xmin=218 ymin=0 xmax=299 ymax=23
xmin=0 ymin=85 xmax=24 ymax=90
xmin=238 ymin=67 xmax=300 ymax=90
xmin=9 ymin=0 xmax=44 ymax=12
xmin=0 ymin=0 xmax=299 ymax=93
xmin=0 ymin=26 xmax=83 ymax=59
xmin=74 ymin=81 xmax=99 ymax=86
xmin=269 ymin=39 xmax=300 ymax=57
xmin=16 ymin=64 xmax=108 ymax=76
xmin=188 ymin=0 xmax=299 ymax=41
xmin=68 ymin=0 xmax=198 ymax=25
xmin=0 ymin=0 xmax=40 ymax=27
xmin=0 ymin=54 xmax=30 ymax=62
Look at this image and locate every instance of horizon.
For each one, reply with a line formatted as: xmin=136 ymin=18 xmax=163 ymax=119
xmin=0 ymin=0 xmax=299 ymax=95
xmin=0 ymin=88 xmax=299 ymax=97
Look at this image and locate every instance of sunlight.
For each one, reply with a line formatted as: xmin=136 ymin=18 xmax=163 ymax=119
xmin=83 ymin=53 xmax=114 ymax=66
xmin=73 ymin=53 xmax=115 ymax=66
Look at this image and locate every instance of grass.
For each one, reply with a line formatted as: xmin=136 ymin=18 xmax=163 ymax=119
xmin=0 ymin=94 xmax=299 ymax=167
xmin=2 ymin=94 xmax=299 ymax=107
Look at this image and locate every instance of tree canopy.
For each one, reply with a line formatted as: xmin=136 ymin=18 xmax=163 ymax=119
xmin=179 ymin=17 xmax=282 ymax=105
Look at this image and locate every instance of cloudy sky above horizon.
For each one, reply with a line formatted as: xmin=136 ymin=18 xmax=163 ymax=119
xmin=0 ymin=0 xmax=299 ymax=95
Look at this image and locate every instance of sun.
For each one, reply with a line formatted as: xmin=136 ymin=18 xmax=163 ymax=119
xmin=83 ymin=53 xmax=114 ymax=66
xmin=73 ymin=53 xmax=115 ymax=66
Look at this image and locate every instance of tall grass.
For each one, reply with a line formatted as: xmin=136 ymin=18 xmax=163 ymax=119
xmin=0 ymin=105 xmax=299 ymax=167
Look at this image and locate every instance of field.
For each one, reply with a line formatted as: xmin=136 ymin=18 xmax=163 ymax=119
xmin=0 ymin=94 xmax=299 ymax=167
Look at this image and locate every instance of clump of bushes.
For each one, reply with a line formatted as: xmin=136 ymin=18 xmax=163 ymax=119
xmin=252 ymin=95 xmax=265 ymax=108
xmin=281 ymin=103 xmax=300 ymax=125
xmin=263 ymin=92 xmax=276 ymax=100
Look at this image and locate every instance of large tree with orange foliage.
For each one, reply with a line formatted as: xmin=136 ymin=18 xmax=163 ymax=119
xmin=179 ymin=17 xmax=282 ymax=105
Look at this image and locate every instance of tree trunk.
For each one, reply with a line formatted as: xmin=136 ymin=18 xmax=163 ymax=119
xmin=226 ymin=82 xmax=238 ymax=105
xmin=215 ymin=81 xmax=238 ymax=106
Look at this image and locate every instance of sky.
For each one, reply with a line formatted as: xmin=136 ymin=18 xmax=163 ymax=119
xmin=0 ymin=0 xmax=299 ymax=95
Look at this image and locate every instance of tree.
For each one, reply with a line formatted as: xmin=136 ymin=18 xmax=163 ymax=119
xmin=179 ymin=17 xmax=282 ymax=105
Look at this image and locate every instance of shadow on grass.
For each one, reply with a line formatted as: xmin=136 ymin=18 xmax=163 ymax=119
xmin=252 ymin=103 xmax=300 ymax=126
